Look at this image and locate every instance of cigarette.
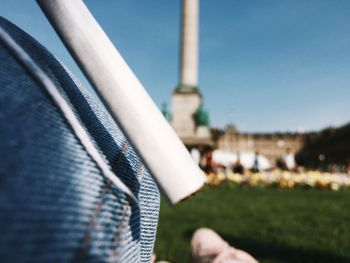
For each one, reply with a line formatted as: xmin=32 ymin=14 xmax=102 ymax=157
xmin=36 ymin=0 xmax=207 ymax=204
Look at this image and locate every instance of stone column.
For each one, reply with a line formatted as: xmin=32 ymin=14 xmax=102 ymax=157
xmin=171 ymin=0 xmax=211 ymax=145
xmin=179 ymin=0 xmax=199 ymax=89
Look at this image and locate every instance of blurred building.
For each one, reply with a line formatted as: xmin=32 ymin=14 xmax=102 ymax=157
xmin=216 ymin=125 xmax=304 ymax=163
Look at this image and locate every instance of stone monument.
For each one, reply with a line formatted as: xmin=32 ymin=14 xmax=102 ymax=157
xmin=171 ymin=0 xmax=211 ymax=146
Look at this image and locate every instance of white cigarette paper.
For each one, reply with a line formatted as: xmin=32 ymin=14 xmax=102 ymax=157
xmin=37 ymin=0 xmax=206 ymax=204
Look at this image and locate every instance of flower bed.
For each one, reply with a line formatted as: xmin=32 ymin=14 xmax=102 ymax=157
xmin=206 ymin=170 xmax=350 ymax=190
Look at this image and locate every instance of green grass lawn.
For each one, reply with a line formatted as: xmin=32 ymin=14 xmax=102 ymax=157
xmin=154 ymin=185 xmax=350 ymax=263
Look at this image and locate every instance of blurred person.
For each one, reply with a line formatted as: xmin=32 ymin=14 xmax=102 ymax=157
xmin=199 ymin=147 xmax=207 ymax=170
xmin=233 ymin=154 xmax=244 ymax=174
xmin=346 ymin=161 xmax=350 ymax=175
xmin=283 ymin=148 xmax=296 ymax=171
xmin=251 ymin=151 xmax=260 ymax=173
xmin=275 ymin=157 xmax=287 ymax=170
xmin=204 ymin=149 xmax=217 ymax=174
xmin=191 ymin=146 xmax=201 ymax=166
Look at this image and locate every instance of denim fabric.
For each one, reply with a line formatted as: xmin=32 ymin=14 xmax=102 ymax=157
xmin=0 ymin=17 xmax=160 ymax=263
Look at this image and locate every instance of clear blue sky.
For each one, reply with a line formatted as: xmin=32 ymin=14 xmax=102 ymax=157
xmin=1 ymin=0 xmax=350 ymax=132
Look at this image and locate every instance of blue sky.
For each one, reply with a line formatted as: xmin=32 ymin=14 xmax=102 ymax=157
xmin=1 ymin=0 xmax=349 ymax=132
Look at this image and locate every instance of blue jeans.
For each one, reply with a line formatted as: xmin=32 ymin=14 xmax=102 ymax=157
xmin=0 ymin=17 xmax=160 ymax=263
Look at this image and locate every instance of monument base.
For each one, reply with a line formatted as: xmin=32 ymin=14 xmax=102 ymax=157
xmin=171 ymin=90 xmax=201 ymax=138
xmin=171 ymin=84 xmax=212 ymax=146
xmin=196 ymin=126 xmax=211 ymax=138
